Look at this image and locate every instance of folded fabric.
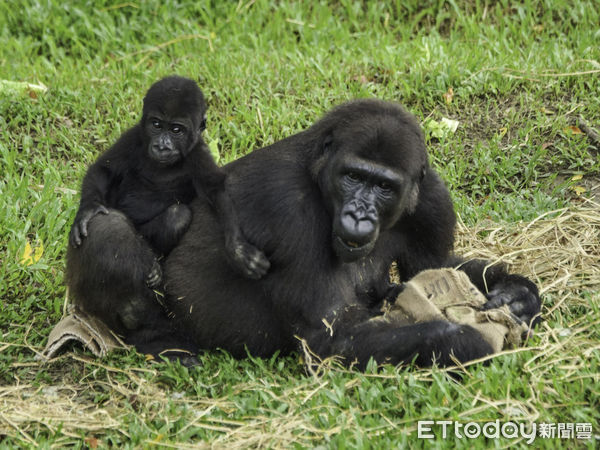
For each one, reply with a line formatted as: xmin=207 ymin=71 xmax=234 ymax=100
xmin=42 ymin=305 xmax=125 ymax=359
xmin=377 ymin=268 xmax=528 ymax=353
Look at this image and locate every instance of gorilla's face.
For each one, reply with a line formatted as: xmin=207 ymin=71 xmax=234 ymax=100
xmin=327 ymin=153 xmax=413 ymax=262
xmin=141 ymin=76 xmax=207 ymax=166
xmin=319 ymin=116 xmax=425 ymax=263
xmin=143 ymin=114 xmax=197 ymax=165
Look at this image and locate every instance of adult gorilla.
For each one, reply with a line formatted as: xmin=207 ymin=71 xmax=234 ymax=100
xmin=149 ymin=99 xmax=540 ymax=368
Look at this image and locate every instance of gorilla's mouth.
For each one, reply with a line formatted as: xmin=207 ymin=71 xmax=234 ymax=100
xmin=333 ymin=234 xmax=376 ymax=262
xmin=337 ymin=237 xmax=365 ymax=251
xmin=150 ymin=147 xmax=179 ymax=165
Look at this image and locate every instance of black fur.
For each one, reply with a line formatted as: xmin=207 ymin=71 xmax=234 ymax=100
xmin=66 ymin=76 xmax=269 ymax=336
xmin=152 ymin=99 xmax=542 ymax=368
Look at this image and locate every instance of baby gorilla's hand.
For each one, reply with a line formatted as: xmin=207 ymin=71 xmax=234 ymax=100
xmin=69 ymin=205 xmax=109 ymax=247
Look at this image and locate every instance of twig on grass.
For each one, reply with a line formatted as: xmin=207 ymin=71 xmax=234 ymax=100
xmin=576 ymin=115 xmax=600 ymax=151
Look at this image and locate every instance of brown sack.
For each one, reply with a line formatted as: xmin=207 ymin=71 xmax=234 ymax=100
xmin=42 ymin=305 xmax=125 ymax=359
xmin=379 ymin=268 xmax=528 ymax=353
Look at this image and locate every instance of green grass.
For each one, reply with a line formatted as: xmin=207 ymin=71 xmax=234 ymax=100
xmin=1 ymin=0 xmax=599 ymax=447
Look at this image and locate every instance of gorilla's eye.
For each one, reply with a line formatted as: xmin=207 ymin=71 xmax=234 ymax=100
xmin=377 ymin=181 xmax=392 ymax=191
xmin=346 ymin=172 xmax=361 ymax=182
xmin=151 ymin=120 xmax=161 ymax=129
xmin=171 ymin=125 xmax=183 ymax=134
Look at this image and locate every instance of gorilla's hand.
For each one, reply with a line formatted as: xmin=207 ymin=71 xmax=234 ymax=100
xmin=69 ymin=204 xmax=109 ymax=247
xmin=146 ymin=259 xmax=163 ymax=289
xmin=482 ymin=275 xmax=541 ymax=326
xmin=227 ymin=238 xmax=270 ymax=280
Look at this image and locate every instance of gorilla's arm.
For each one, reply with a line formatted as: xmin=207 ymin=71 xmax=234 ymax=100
xmin=448 ymin=257 xmax=541 ymax=325
xmin=293 ymin=295 xmax=494 ymax=369
xmin=392 ymin=169 xmax=457 ymax=279
xmin=69 ymin=160 xmax=112 ymax=247
xmin=69 ymin=127 xmax=140 ymax=247
xmin=186 ymin=144 xmax=270 ymax=279
xmin=320 ymin=318 xmax=494 ymax=369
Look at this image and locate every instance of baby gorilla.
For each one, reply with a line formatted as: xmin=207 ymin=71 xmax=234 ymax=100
xmin=69 ymin=76 xmax=269 ymax=286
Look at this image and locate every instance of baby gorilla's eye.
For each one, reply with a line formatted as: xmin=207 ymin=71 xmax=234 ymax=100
xmin=151 ymin=120 xmax=161 ymax=129
xmin=171 ymin=125 xmax=183 ymax=134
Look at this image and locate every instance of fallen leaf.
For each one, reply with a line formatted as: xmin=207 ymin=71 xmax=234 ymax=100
xmin=571 ymin=174 xmax=583 ymax=181
xmin=564 ymin=126 xmax=583 ymax=135
xmin=442 ymin=87 xmax=454 ymax=104
xmin=440 ymin=117 xmax=459 ymax=133
xmin=425 ymin=118 xmax=459 ymax=139
xmin=425 ymin=120 xmax=445 ymax=139
xmin=571 ymin=185 xmax=586 ymax=196
xmin=0 ymin=79 xmax=48 ymax=97
xmin=20 ymin=240 xmax=44 ymax=266
xmin=84 ymin=437 xmax=99 ymax=449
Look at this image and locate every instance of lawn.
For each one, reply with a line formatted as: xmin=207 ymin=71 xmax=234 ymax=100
xmin=1 ymin=0 xmax=599 ymax=447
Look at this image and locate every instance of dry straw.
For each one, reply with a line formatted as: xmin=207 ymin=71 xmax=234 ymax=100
xmin=1 ymin=200 xmax=599 ymax=447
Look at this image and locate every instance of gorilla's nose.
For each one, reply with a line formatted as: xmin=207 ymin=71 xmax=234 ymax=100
xmin=157 ymin=135 xmax=174 ymax=152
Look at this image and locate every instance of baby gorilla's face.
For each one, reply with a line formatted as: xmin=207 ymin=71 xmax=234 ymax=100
xmin=144 ymin=114 xmax=195 ymax=165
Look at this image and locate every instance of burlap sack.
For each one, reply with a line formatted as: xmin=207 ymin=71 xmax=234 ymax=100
xmin=378 ymin=268 xmax=528 ymax=352
xmin=42 ymin=305 xmax=125 ymax=359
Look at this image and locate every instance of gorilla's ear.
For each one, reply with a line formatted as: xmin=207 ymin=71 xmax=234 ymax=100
xmin=310 ymin=132 xmax=333 ymax=179
xmin=310 ymin=153 xmax=328 ymax=181
xmin=322 ymin=133 xmax=333 ymax=150
xmin=406 ymin=167 xmax=426 ymax=214
xmin=406 ymin=183 xmax=420 ymax=214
